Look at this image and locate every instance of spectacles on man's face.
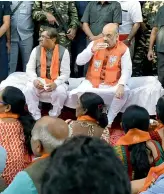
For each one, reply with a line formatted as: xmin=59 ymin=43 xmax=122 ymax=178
xmin=102 ymin=33 xmax=116 ymax=39
xmin=0 ymin=101 xmax=7 ymax=105
xmin=40 ymin=35 xmax=51 ymax=40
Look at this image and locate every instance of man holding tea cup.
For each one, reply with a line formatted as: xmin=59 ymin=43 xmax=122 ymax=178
xmin=71 ymin=23 xmax=132 ymax=128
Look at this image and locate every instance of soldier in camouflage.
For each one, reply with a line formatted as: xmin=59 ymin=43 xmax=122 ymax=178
xmin=32 ymin=1 xmax=79 ymax=50
xmin=132 ymin=1 xmax=164 ymax=77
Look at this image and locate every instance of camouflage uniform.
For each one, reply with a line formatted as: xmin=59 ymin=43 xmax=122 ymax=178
xmin=132 ymin=1 xmax=164 ymax=77
xmin=32 ymin=1 xmax=79 ymax=50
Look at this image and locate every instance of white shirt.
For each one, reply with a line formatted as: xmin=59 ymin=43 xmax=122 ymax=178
xmin=119 ymin=1 xmax=143 ymax=34
xmin=26 ymin=47 xmax=70 ymax=86
xmin=76 ymin=41 xmax=132 ymax=86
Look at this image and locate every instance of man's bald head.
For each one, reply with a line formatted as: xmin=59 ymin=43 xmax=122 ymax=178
xmin=34 ymin=116 xmax=69 ymax=140
xmin=103 ymin=23 xmax=118 ymax=35
xmin=31 ymin=116 xmax=70 ymax=155
xmin=102 ymin=23 xmax=119 ymax=48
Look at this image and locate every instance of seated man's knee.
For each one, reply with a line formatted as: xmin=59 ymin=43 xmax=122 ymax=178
xmin=52 ymin=85 xmax=68 ymax=98
xmin=25 ymin=82 xmax=38 ymax=94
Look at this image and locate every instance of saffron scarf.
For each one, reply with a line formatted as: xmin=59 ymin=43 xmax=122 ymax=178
xmin=116 ymin=128 xmax=151 ymax=146
xmin=140 ymin=163 xmax=164 ymax=192
xmin=77 ymin=115 xmax=97 ymax=123
xmin=40 ymin=45 xmax=59 ymax=84
xmin=0 ymin=113 xmax=19 ymax=119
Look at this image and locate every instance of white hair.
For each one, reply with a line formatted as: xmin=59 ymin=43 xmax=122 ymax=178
xmin=32 ymin=125 xmax=67 ymax=152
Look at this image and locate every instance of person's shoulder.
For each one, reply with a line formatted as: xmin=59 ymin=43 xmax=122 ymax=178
xmin=111 ymin=1 xmax=121 ymax=7
xmin=87 ymin=1 xmax=96 ymax=7
xmin=0 ymin=1 xmax=11 ymax=9
xmin=2 ymin=171 xmax=36 ymax=194
xmin=1 ymin=1 xmax=11 ymax=6
xmin=158 ymin=5 xmax=164 ymax=13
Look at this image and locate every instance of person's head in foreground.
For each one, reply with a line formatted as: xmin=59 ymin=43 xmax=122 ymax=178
xmin=76 ymin=92 xmax=108 ymax=128
xmin=39 ymin=28 xmax=58 ymax=49
xmin=31 ymin=116 xmax=70 ymax=157
xmin=0 ymin=86 xmax=35 ymax=154
xmin=156 ymin=95 xmax=164 ymax=124
xmin=122 ymin=105 xmax=150 ymax=179
xmin=102 ymin=23 xmax=119 ymax=48
xmin=41 ymin=136 xmax=131 ymax=194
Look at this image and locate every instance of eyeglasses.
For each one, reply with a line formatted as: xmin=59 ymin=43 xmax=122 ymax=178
xmin=40 ymin=35 xmax=51 ymax=39
xmin=0 ymin=101 xmax=7 ymax=105
xmin=102 ymin=33 xmax=116 ymax=39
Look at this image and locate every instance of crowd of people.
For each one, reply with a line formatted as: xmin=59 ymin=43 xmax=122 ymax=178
xmin=0 ymin=1 xmax=164 ymax=194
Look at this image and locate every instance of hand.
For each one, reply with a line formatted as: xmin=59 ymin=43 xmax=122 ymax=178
xmin=46 ymin=12 xmax=59 ymax=26
xmin=89 ymin=35 xmax=99 ymax=41
xmin=92 ymin=42 xmax=109 ymax=53
xmin=123 ymin=39 xmax=131 ymax=47
xmin=33 ymin=80 xmax=44 ymax=90
xmin=115 ymin=85 xmax=124 ymax=99
xmin=45 ymin=83 xmax=57 ymax=92
xmin=6 ymin=42 xmax=10 ymax=53
xmin=66 ymin=28 xmax=77 ymax=40
xmin=147 ymin=50 xmax=154 ymax=61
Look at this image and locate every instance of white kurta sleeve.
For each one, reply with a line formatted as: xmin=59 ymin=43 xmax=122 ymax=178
xmin=118 ymin=48 xmax=132 ymax=86
xmin=26 ymin=47 xmax=38 ymax=82
xmin=54 ymin=49 xmax=70 ymax=86
xmin=76 ymin=41 xmax=94 ymax=66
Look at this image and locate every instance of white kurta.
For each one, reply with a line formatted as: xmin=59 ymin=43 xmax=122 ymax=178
xmin=24 ymin=46 xmax=70 ymax=120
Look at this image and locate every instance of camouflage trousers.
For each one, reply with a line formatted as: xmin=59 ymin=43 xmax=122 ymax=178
xmin=132 ymin=31 xmax=157 ymax=77
xmin=58 ymin=33 xmax=71 ymax=51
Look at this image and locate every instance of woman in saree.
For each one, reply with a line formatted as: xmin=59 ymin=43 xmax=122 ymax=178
xmin=114 ymin=105 xmax=164 ymax=181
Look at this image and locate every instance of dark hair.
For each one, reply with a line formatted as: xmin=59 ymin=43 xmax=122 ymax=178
xmin=79 ymin=92 xmax=108 ymax=128
xmin=42 ymin=136 xmax=131 ymax=194
xmin=46 ymin=28 xmax=58 ymax=42
xmin=122 ymin=105 xmax=150 ymax=179
xmin=2 ymin=86 xmax=35 ymax=155
xmin=156 ymin=96 xmax=164 ymax=124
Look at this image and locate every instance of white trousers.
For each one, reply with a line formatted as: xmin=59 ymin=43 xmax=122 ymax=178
xmin=70 ymin=80 xmax=129 ymax=125
xmin=24 ymin=82 xmax=68 ymax=120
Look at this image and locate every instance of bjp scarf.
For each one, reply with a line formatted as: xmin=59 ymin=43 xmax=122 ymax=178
xmin=40 ymin=44 xmax=59 ymax=84
xmin=116 ymin=128 xmax=151 ymax=146
xmin=77 ymin=115 xmax=97 ymax=124
xmin=0 ymin=113 xmax=19 ymax=119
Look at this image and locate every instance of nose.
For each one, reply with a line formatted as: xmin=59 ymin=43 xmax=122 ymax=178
xmin=38 ymin=37 xmax=42 ymax=41
xmin=103 ymin=36 xmax=107 ymax=41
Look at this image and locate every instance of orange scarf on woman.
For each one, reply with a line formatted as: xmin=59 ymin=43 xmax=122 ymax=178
xmin=77 ymin=115 xmax=97 ymax=123
xmin=0 ymin=113 xmax=19 ymax=119
xmin=116 ymin=128 xmax=151 ymax=146
xmin=40 ymin=45 xmax=59 ymax=84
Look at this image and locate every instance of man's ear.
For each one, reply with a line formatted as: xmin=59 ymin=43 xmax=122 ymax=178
xmin=36 ymin=140 xmax=43 ymax=155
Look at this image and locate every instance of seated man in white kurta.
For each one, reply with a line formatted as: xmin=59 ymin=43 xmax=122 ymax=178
xmin=71 ymin=23 xmax=132 ymax=127
xmin=24 ymin=28 xmax=70 ymax=120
